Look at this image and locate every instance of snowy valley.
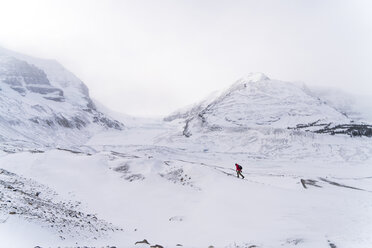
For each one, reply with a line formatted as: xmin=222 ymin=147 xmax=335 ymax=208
xmin=0 ymin=49 xmax=372 ymax=248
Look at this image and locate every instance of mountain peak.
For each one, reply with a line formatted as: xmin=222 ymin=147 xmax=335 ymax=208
xmin=166 ymin=74 xmax=365 ymax=137
xmin=239 ymin=72 xmax=270 ymax=83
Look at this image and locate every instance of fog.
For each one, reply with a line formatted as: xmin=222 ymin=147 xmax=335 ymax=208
xmin=0 ymin=0 xmax=371 ymax=116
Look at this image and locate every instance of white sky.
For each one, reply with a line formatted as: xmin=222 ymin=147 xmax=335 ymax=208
xmin=0 ymin=0 xmax=371 ymax=117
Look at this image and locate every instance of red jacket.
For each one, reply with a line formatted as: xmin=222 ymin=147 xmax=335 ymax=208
xmin=235 ymin=164 xmax=241 ymax=171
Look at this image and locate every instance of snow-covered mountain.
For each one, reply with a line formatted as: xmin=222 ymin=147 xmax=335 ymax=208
xmin=1 ymin=65 xmax=371 ymax=248
xmin=163 ymin=73 xmax=372 ymax=162
xmin=166 ymin=73 xmax=371 ymax=137
xmin=0 ymin=47 xmax=122 ymax=151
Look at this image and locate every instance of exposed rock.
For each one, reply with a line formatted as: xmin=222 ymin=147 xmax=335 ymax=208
xmin=160 ymin=168 xmax=194 ymax=187
xmin=286 ymin=238 xmax=304 ymax=245
xmin=26 ymin=85 xmax=64 ymax=96
xmin=135 ymin=239 xmax=150 ymax=245
xmin=10 ymin=86 xmax=27 ymax=95
xmin=0 ymin=57 xmax=50 ymax=85
xmin=113 ymin=164 xmax=130 ymax=173
xmin=315 ymin=124 xmax=372 ymax=137
xmin=0 ymin=57 xmax=65 ymax=101
xmin=43 ymin=96 xmax=65 ymax=102
xmin=169 ymin=216 xmax=184 ymax=222
xmin=3 ymin=77 xmax=22 ymax=86
xmin=56 ymin=148 xmax=92 ymax=156
xmin=111 ymin=151 xmax=140 ymax=159
xmin=93 ymin=113 xmax=123 ymax=130
xmin=0 ymin=168 xmax=120 ymax=239
xmin=150 ymin=245 xmax=164 ymax=248
xmin=55 ymin=116 xmax=74 ymax=128
xmin=0 ymin=49 xmax=124 ymax=149
xmin=300 ymin=179 xmax=322 ymax=189
xmin=125 ymin=174 xmax=145 ymax=182
xmin=319 ymin=177 xmax=364 ymax=191
xmin=328 ymin=240 xmax=337 ymax=248
xmin=292 ymin=121 xmax=372 ymax=137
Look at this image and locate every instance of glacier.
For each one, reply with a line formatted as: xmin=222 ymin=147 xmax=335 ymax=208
xmin=0 ymin=51 xmax=371 ymax=248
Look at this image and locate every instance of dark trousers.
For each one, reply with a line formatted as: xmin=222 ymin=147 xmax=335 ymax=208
xmin=237 ymin=170 xmax=244 ymax=179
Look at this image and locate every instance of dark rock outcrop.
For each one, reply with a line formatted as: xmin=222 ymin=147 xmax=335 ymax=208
xmin=135 ymin=239 xmax=150 ymax=245
xmin=315 ymin=124 xmax=372 ymax=137
xmin=291 ymin=121 xmax=372 ymax=137
xmin=0 ymin=57 xmax=66 ymax=102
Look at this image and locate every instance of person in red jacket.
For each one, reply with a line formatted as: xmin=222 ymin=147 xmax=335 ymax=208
xmin=235 ymin=163 xmax=245 ymax=179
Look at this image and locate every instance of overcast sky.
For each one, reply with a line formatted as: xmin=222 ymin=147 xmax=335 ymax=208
xmin=0 ymin=0 xmax=371 ymax=116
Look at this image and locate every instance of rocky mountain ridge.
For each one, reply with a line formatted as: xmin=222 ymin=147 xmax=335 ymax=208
xmin=165 ymin=73 xmax=371 ymax=138
xmin=0 ymin=47 xmax=123 ymax=151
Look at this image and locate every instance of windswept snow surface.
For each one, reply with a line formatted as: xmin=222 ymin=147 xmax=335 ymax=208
xmin=0 ymin=72 xmax=372 ymax=247
xmin=1 ymin=116 xmax=372 ymax=248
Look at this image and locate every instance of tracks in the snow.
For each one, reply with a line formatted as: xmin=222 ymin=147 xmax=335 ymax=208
xmin=174 ymin=159 xmax=372 ymax=192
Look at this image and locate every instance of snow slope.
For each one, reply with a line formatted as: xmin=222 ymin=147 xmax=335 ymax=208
xmin=1 ymin=127 xmax=372 ymax=248
xmin=163 ymin=73 xmax=372 ymax=161
xmin=168 ymin=73 xmax=352 ymax=135
xmin=0 ymin=69 xmax=371 ymax=248
xmin=0 ymin=47 xmax=123 ymax=151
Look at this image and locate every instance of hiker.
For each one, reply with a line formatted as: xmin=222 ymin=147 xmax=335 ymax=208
xmin=235 ymin=163 xmax=245 ymax=179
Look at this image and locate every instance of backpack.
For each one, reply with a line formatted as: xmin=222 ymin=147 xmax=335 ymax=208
xmin=238 ymin=165 xmax=242 ymax=170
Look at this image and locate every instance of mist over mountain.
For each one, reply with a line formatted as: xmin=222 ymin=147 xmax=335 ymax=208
xmin=0 ymin=47 xmax=123 ymax=151
xmin=167 ymin=72 xmax=371 ymax=136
